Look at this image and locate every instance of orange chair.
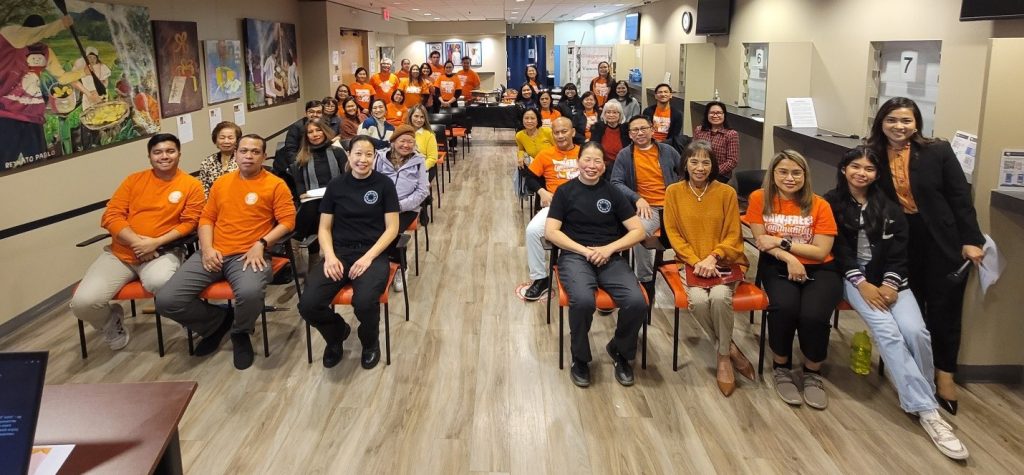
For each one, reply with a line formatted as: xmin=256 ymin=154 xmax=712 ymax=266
xmin=655 ymin=262 xmax=769 ymax=371
xmin=301 ymin=261 xmax=406 ymax=365
xmin=74 ymin=281 xmax=172 ymax=358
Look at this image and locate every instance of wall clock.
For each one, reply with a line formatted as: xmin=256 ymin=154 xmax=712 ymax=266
xmin=682 ymin=11 xmax=693 ymax=34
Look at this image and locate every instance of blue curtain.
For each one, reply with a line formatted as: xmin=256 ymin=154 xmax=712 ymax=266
xmin=506 ymin=35 xmax=547 ymax=90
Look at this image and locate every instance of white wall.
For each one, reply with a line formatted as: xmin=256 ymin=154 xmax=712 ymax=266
xmin=554 ymin=21 xmax=596 ymax=46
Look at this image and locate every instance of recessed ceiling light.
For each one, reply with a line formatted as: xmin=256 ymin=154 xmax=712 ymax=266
xmin=424 ymin=13 xmax=431 ymax=15
xmin=412 ymin=8 xmax=419 ymax=10
xmin=573 ymin=12 xmax=604 ymax=21
xmin=615 ymin=3 xmax=624 ymax=5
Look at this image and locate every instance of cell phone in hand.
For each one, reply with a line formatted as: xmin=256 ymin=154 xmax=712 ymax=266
xmin=716 ymin=266 xmax=732 ymax=276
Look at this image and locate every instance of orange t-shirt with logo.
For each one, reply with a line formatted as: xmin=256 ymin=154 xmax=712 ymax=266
xmin=652 ymin=105 xmax=672 ymax=142
xmin=744 ymin=189 xmax=837 ymax=264
xmin=456 ymin=69 xmax=481 ymax=100
xmin=583 ymin=110 xmax=598 ymax=140
xmin=101 ymin=169 xmax=205 ymax=264
xmin=633 ymin=145 xmax=665 ymax=207
xmin=386 ymin=102 xmax=408 ymax=127
xmin=540 ymin=109 xmax=561 ymax=128
xmin=350 ymin=82 xmax=374 ymax=111
xmin=528 ymin=145 xmax=580 ymax=194
xmin=591 ymin=77 xmax=611 ymax=107
xmin=403 ymin=80 xmax=431 ymax=108
xmin=396 ymin=70 xmax=410 ymax=79
xmin=370 ymin=72 xmax=400 ymax=104
xmin=200 ymin=169 xmax=296 ymax=256
xmin=428 ymin=64 xmax=445 ymax=83
xmin=436 ymin=75 xmax=460 ymax=102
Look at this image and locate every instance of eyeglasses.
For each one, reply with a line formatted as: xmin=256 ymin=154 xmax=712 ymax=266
xmin=629 ymin=126 xmax=652 ymax=134
xmin=708 ymin=111 xmax=725 ymax=116
xmin=774 ymin=169 xmax=804 ymax=178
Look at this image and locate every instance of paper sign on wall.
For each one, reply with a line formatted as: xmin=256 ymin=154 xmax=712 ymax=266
xmin=177 ymin=114 xmax=194 ymax=143
xmin=786 ymin=98 xmax=818 ymax=128
xmin=950 ymin=130 xmax=977 ymax=177
xmin=332 ymin=50 xmax=340 ymax=66
xmin=999 ymin=149 xmax=1024 ymax=190
xmin=209 ymin=107 xmax=222 ymax=131
xmin=899 ymin=50 xmax=918 ymax=82
xmin=752 ymin=48 xmax=765 ymax=70
xmin=233 ymin=103 xmax=246 ymax=126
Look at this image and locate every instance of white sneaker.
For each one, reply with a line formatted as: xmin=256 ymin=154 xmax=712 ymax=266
xmin=392 ymin=272 xmax=404 ymax=293
xmin=102 ymin=305 xmax=129 ymax=351
xmin=920 ymin=412 xmax=969 ymax=460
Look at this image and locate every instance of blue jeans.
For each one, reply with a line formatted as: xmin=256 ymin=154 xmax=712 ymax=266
xmin=843 ymin=281 xmax=938 ymax=413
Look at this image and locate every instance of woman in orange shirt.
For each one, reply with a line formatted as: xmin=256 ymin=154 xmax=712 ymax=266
xmin=433 ymin=61 xmax=461 ymax=110
xmin=350 ymin=67 xmax=374 ymax=115
xmin=746 ymin=150 xmax=842 ymax=410
xmin=537 ymin=91 xmax=560 ymax=129
xmin=578 ymin=92 xmax=599 ymax=140
xmin=385 ymin=89 xmax=408 ymax=127
xmin=524 ymin=64 xmax=543 ymax=91
xmin=589 ymin=61 xmax=614 ymax=109
xmin=404 ymin=64 xmax=432 ymax=109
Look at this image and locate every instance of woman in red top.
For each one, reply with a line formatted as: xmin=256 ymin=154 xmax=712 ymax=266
xmin=588 ymin=101 xmax=630 ymax=177
xmin=349 ymin=67 xmax=374 ymax=115
xmin=589 ymin=61 xmax=614 ymax=109
xmin=693 ymin=101 xmax=740 ymax=182
xmin=746 ymin=150 xmax=842 ymax=410
xmin=578 ymin=92 xmax=599 ymax=140
xmin=403 ymin=64 xmax=432 ymax=109
xmin=385 ymin=89 xmax=408 ymax=127
xmin=337 ymin=97 xmax=362 ymax=141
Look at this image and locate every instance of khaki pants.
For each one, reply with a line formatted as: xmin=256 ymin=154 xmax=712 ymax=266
xmin=685 ymin=281 xmax=737 ymax=356
xmin=70 ymin=248 xmax=181 ymax=330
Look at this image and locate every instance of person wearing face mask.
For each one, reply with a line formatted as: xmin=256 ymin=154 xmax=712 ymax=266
xmin=374 ymin=125 xmax=430 ymax=293
xmin=350 ymin=67 xmax=374 ymax=115
xmin=865 ymin=97 xmax=985 ymax=415
xmin=357 ymin=98 xmax=395 ymax=149
xmin=693 ymin=101 xmax=739 ymax=182
xmin=664 ymin=140 xmax=751 ymax=397
xmin=588 ymin=61 xmax=614 ymax=109
xmin=199 ymin=121 xmax=242 ymax=196
xmin=433 ymin=61 xmax=461 ymax=112
xmin=588 ymin=101 xmax=631 ymax=177
xmin=275 ymin=100 xmax=323 ymax=175
xmin=824 ymin=146 xmax=969 ymax=460
xmin=545 ymin=140 xmax=647 ymax=388
xmin=72 ymin=134 xmax=204 ymax=353
xmin=746 ymin=150 xmax=842 ymax=410
xmin=320 ymin=97 xmax=341 ymax=134
xmin=156 ymin=134 xmax=296 ymax=371
xmin=371 ymin=58 xmax=400 ymax=105
xmin=338 ymin=97 xmax=363 ymax=142
xmin=605 ymin=80 xmax=641 ymax=121
xmin=298 ymin=135 xmax=400 ymax=369
xmin=289 ymin=119 xmax=347 ymax=200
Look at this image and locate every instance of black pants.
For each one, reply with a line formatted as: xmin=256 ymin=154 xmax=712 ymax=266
xmin=906 ymin=213 xmax=967 ymax=373
xmin=760 ymin=256 xmax=843 ymax=363
xmin=298 ymin=250 xmax=390 ymax=349
xmin=558 ymin=252 xmax=647 ymax=363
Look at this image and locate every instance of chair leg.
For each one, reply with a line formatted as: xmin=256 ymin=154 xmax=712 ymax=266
xmin=424 ymin=223 xmax=429 ymax=252
xmin=130 ymin=300 xmax=137 ymax=317
xmin=402 ymin=266 xmax=410 ymax=321
xmin=261 ymin=308 xmax=270 ymax=357
xmin=558 ymin=305 xmax=564 ymax=369
xmin=413 ymin=230 xmax=420 ymax=276
xmin=641 ymin=310 xmax=648 ymax=370
xmin=878 ymin=358 xmax=886 ymax=377
xmin=833 ymin=308 xmax=839 ymax=328
xmin=305 ymin=322 xmax=313 ymax=364
xmin=77 ymin=319 xmax=88 ymax=359
xmin=155 ymin=313 xmax=165 ymax=357
xmin=384 ymin=302 xmax=392 ymax=365
xmin=758 ymin=310 xmax=768 ymax=377
xmin=749 ymin=310 xmax=754 ymax=325
xmin=673 ymin=308 xmax=680 ymax=371
xmin=187 ymin=330 xmax=195 ymax=355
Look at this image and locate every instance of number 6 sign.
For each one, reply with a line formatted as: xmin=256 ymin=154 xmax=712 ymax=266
xmin=900 ymin=50 xmax=918 ymax=82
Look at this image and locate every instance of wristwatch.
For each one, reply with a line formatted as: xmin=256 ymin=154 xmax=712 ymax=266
xmin=258 ymin=238 xmax=269 ymax=249
xmin=779 ymin=238 xmax=792 ymax=252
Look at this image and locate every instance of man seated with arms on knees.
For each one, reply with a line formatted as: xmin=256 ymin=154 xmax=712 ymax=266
xmin=611 ymin=114 xmax=680 ymax=296
xmin=71 ymin=133 xmax=205 ymax=351
xmin=275 ymin=100 xmax=323 ymax=175
xmin=545 ymin=141 xmax=647 ymax=387
xmin=519 ymin=117 xmax=581 ymax=301
xmin=156 ymin=134 xmax=296 ymax=370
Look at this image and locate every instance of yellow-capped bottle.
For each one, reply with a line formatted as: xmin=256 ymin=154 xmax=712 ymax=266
xmin=851 ymin=330 xmax=872 ymax=375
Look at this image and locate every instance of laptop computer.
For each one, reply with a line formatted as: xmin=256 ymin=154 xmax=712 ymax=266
xmin=0 ymin=351 xmax=49 ymax=475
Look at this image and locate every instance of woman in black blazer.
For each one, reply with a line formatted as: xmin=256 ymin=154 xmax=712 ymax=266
xmin=867 ymin=97 xmax=985 ymax=415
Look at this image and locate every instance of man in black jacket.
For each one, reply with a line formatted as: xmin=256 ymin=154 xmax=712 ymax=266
xmin=642 ymin=83 xmax=689 ymax=154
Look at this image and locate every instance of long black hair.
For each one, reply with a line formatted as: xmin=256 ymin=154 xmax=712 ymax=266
xmin=866 ymin=96 xmax=938 ymax=159
xmin=700 ymin=101 xmax=731 ymax=130
xmin=832 ymin=145 xmax=886 ymax=237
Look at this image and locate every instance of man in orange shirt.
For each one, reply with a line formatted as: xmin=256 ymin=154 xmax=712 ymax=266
xmin=642 ymin=83 xmax=684 ymax=149
xmin=427 ymin=50 xmax=444 ymax=83
xmin=611 ymin=115 xmax=680 ymax=292
xmin=519 ymin=117 xmax=581 ymax=300
xmin=156 ymin=135 xmax=296 ymax=370
xmin=71 ymin=134 xmax=205 ymax=352
xmin=370 ymin=58 xmax=401 ymax=104
xmin=456 ymin=56 xmax=481 ymax=104
xmin=396 ymin=59 xmax=411 ymax=79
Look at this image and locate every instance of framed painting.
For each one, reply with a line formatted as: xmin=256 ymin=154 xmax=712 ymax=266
xmin=242 ymin=18 xmax=300 ymax=110
xmin=444 ymin=41 xmax=464 ymax=64
xmin=203 ymin=40 xmax=244 ymax=105
xmin=152 ymin=20 xmax=204 ymax=117
xmin=378 ymin=46 xmax=395 ymax=63
xmin=466 ymin=41 xmax=483 ymax=67
xmin=425 ymin=42 xmax=443 ymax=62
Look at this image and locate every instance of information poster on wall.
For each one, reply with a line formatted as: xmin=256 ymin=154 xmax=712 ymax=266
xmin=998 ymin=149 xmax=1024 ymax=190
xmin=571 ymin=46 xmax=614 ymax=90
xmin=950 ymin=130 xmax=978 ymax=177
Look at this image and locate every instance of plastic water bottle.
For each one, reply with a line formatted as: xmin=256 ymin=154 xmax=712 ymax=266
xmin=850 ymin=331 xmax=872 ymax=375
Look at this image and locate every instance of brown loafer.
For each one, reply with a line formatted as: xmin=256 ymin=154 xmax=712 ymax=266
xmin=731 ymin=349 xmax=756 ymax=381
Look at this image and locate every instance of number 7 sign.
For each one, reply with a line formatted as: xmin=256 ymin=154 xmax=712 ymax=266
xmin=900 ymin=50 xmax=918 ymax=82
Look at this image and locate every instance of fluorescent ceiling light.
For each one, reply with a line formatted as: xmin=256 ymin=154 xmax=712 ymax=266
xmin=412 ymin=8 xmax=419 ymax=10
xmin=573 ymin=12 xmax=605 ymax=21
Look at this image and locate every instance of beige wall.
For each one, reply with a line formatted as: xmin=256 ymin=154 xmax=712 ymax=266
xmin=0 ymin=0 xmax=311 ymax=325
xmin=397 ymin=21 xmax=507 ymax=90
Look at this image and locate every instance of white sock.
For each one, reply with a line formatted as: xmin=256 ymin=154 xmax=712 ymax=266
xmin=919 ymin=409 xmax=941 ymax=421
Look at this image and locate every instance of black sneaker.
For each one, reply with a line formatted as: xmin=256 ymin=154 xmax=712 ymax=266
xmin=231 ymin=333 xmax=255 ymax=370
xmin=570 ymin=360 xmax=591 ymax=387
xmin=606 ymin=342 xmax=635 ymax=386
xmin=361 ymin=346 xmax=381 ymax=369
xmin=193 ymin=307 xmax=234 ymax=357
xmin=522 ymin=278 xmax=550 ymax=301
xmin=322 ymin=321 xmax=352 ymax=368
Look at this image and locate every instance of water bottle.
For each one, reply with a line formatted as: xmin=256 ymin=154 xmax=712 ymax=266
xmin=850 ymin=331 xmax=872 ymax=375
xmin=713 ymin=88 xmax=720 ymax=101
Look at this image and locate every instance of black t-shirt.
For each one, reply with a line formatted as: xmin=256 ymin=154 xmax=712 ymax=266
xmin=548 ymin=178 xmax=636 ymax=247
xmin=320 ymin=171 xmax=400 ymax=251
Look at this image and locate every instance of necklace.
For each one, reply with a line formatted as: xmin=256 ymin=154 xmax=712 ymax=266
xmin=688 ymin=180 xmax=709 ymax=202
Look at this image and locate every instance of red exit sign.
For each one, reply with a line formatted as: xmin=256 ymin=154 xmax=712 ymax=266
xmin=382 ymin=8 xmax=391 ymax=21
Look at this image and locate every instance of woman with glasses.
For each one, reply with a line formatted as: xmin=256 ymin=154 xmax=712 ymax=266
xmin=693 ymin=101 xmax=739 ymax=182
xmin=746 ymin=150 xmax=842 ymax=410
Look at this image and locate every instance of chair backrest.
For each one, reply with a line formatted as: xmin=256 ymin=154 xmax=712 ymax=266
xmin=430 ymin=113 xmax=453 ymax=126
xmin=734 ymin=169 xmax=766 ymax=199
xmin=293 ymin=198 xmax=323 ymax=240
xmin=429 ymin=124 xmax=447 ymax=150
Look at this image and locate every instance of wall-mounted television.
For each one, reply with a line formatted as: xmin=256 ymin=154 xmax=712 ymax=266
xmin=696 ymin=0 xmax=733 ymax=36
xmin=960 ymin=0 xmax=1024 ymax=21
xmin=625 ymin=13 xmax=640 ymax=41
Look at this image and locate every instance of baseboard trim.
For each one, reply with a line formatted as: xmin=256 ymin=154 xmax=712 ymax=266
xmin=957 ymin=364 xmax=1024 ymax=385
xmin=0 ymin=284 xmax=75 ymax=340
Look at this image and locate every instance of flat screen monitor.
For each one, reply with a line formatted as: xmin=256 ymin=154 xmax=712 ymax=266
xmin=696 ymin=0 xmax=733 ymax=36
xmin=625 ymin=13 xmax=640 ymax=41
xmin=960 ymin=0 xmax=1024 ymax=21
xmin=0 ymin=352 xmax=49 ymax=475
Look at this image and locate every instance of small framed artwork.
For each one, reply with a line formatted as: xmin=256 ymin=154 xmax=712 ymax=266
xmin=379 ymin=46 xmax=395 ymax=63
xmin=466 ymin=41 xmax=483 ymax=67
xmin=444 ymin=41 xmax=464 ymax=64
xmin=425 ymin=42 xmax=443 ymax=61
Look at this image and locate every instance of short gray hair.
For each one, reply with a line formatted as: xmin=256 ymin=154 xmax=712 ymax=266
xmin=601 ymin=100 xmax=623 ymax=122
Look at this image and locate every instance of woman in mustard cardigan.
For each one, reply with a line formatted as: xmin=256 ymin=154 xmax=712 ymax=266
xmin=664 ymin=140 xmax=752 ymax=397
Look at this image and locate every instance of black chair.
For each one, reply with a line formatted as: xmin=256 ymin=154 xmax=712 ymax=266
xmin=733 ymin=169 xmax=766 ymax=214
xmin=430 ymin=124 xmax=451 ymax=194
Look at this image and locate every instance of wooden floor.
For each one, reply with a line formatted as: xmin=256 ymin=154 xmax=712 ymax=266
xmin=4 ymin=128 xmax=1023 ymax=474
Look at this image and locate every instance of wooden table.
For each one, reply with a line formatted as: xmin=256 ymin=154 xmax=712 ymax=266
xmin=35 ymin=381 xmax=197 ymax=475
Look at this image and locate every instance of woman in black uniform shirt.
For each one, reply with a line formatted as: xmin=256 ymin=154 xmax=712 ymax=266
xmin=298 ymin=135 xmax=400 ymax=370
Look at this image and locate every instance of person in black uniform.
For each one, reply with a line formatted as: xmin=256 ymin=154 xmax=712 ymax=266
xmin=298 ymin=135 xmax=400 ymax=369
xmin=545 ymin=141 xmax=647 ymax=388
